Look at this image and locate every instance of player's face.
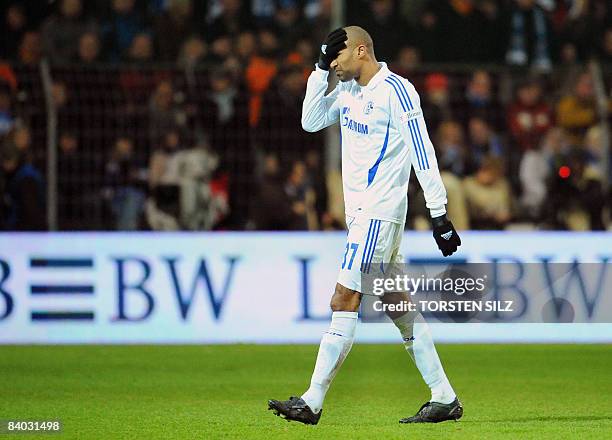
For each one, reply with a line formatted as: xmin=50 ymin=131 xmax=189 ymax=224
xmin=330 ymin=45 xmax=359 ymax=82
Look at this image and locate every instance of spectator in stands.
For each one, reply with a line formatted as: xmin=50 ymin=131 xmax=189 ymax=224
xmin=271 ymin=0 xmax=308 ymax=54
xmin=234 ymin=31 xmax=257 ymax=65
xmin=463 ymin=156 xmax=512 ymax=230
xmin=357 ymin=0 xmax=412 ymax=61
xmin=546 ymin=147 xmax=605 ymax=230
xmin=253 ymin=153 xmax=292 ymax=230
xmin=9 ymin=124 xmax=32 ymax=154
xmin=250 ymin=0 xmax=276 ymax=26
xmin=507 ymin=78 xmax=553 ymax=151
xmin=558 ymin=41 xmax=579 ymax=67
xmin=599 ymin=28 xmax=612 ymax=62
xmin=246 ymin=28 xmax=280 ymax=127
xmin=285 ymin=160 xmax=316 ymax=230
xmin=119 ymin=41 xmax=167 ymax=125
xmin=77 ymin=31 xmax=101 ymax=64
xmin=148 ymin=80 xmax=187 ymax=147
xmin=18 ymin=32 xmax=42 ymax=66
xmin=502 ymin=0 xmax=554 ymax=70
xmin=0 ymin=63 xmax=17 ymax=93
xmin=56 ymin=131 xmax=85 ymax=229
xmin=51 ymin=80 xmax=68 ymax=110
xmin=556 ymin=70 xmax=598 ymax=147
xmin=177 ymin=139 xmax=228 ymax=231
xmin=583 ymin=125 xmax=609 ymax=183
xmin=413 ymin=3 xmax=441 ymax=63
xmin=258 ymin=64 xmax=320 ymax=167
xmin=467 ymin=116 xmax=505 ymax=170
xmin=305 ymin=0 xmax=332 ymax=51
xmin=429 ymin=0 xmax=492 ymax=62
xmin=0 ymin=139 xmax=45 ymax=230
xmin=391 ymin=46 xmax=421 ymax=80
xmin=201 ymin=66 xmax=251 ymax=225
xmin=459 ymin=70 xmax=503 ymax=131
xmin=209 ymin=35 xmax=233 ymax=63
xmin=435 ymin=120 xmax=474 ymax=177
xmin=177 ymin=36 xmax=208 ymax=69
xmin=0 ymin=4 xmax=28 ymax=61
xmin=222 ymin=54 xmax=243 ymax=85
xmin=148 ymin=129 xmax=182 ymax=188
xmin=207 ymin=0 xmax=251 ymax=43
xmin=126 ymin=32 xmax=154 ymax=63
xmin=519 ymin=144 xmax=550 ymax=221
xmin=304 ymin=149 xmax=328 ymax=229
xmin=104 ymin=137 xmax=146 ymax=230
xmin=153 ymin=0 xmax=196 ymax=62
xmin=147 ymin=128 xmax=183 ymax=230
xmin=523 ymin=127 xmax=570 ymax=223
xmin=421 ymin=73 xmax=452 ymax=135
xmin=541 ymin=126 xmax=571 ymax=163
xmin=101 ymin=0 xmax=146 ymax=62
xmin=285 ymin=37 xmax=316 ymax=76
xmin=49 ymin=80 xmax=79 ymax=137
xmin=507 ymin=77 xmax=553 ymax=193
xmin=40 ymin=0 xmax=95 ymax=63
xmin=147 ymin=129 xmax=227 ymax=230
xmin=557 ymin=0 xmax=600 ymax=62
xmin=477 ymin=0 xmax=505 ymax=62
xmin=0 ymin=84 xmax=14 ymax=138
xmin=2 ymin=124 xmax=35 ymax=190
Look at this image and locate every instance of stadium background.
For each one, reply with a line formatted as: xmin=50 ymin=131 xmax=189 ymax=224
xmin=1 ymin=0 xmax=612 ymax=438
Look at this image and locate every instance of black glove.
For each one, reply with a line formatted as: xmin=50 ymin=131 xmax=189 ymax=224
xmin=432 ymin=214 xmax=461 ymax=257
xmin=318 ymin=28 xmax=348 ymax=70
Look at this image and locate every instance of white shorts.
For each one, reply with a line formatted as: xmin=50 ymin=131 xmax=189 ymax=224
xmin=337 ymin=215 xmax=405 ymax=294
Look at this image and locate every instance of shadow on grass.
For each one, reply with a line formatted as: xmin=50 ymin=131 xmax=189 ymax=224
xmin=464 ymin=415 xmax=612 ymax=423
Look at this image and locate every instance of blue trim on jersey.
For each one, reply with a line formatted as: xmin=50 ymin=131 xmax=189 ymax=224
xmin=393 ymin=76 xmax=430 ymax=169
xmin=412 ymin=119 xmax=430 ymax=169
xmin=365 ymin=220 xmax=381 ymax=273
xmin=409 ymin=120 xmax=428 ymax=170
xmin=408 ymin=118 xmax=424 ymax=170
xmin=360 ymin=220 xmax=374 ymax=272
xmin=390 ymin=74 xmax=414 ymax=109
xmin=362 ymin=220 xmax=374 ymax=273
xmin=387 ymin=76 xmax=425 ymax=170
xmin=387 ymin=75 xmax=412 ymax=110
xmin=387 ymin=75 xmax=429 ymax=171
xmin=367 ymin=120 xmax=391 ymax=186
xmin=385 ymin=78 xmax=406 ymax=112
xmin=386 ymin=77 xmax=424 ymax=168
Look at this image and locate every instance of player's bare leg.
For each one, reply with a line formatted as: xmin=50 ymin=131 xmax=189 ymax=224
xmin=268 ymin=283 xmax=361 ymax=425
xmin=382 ymin=291 xmax=463 ymax=423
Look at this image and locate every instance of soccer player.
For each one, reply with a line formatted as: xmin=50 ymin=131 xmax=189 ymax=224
xmin=268 ymin=26 xmax=463 ymax=425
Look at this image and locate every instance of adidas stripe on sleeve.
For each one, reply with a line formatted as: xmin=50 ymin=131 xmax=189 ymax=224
xmin=386 ymin=74 xmax=447 ymax=217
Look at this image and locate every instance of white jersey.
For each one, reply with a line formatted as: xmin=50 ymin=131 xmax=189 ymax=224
xmin=302 ymin=62 xmax=447 ymax=223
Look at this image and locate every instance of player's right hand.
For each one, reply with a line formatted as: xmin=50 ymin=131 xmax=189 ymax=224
xmin=432 ymin=214 xmax=461 ymax=257
xmin=318 ymin=28 xmax=348 ymax=71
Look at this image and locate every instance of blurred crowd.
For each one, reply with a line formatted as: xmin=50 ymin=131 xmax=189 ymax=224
xmin=0 ymin=0 xmax=611 ymax=232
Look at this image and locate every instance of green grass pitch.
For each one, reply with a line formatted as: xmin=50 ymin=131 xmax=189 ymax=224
xmin=2 ymin=344 xmax=611 ymax=439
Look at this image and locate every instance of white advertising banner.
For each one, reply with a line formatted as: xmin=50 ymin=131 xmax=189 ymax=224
xmin=0 ymin=232 xmax=611 ymax=344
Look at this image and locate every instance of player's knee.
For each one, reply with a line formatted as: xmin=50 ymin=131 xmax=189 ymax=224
xmin=382 ymin=291 xmax=414 ymax=321
xmin=330 ymin=284 xmax=361 ymax=312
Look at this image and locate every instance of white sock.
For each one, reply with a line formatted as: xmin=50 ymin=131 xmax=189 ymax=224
xmin=301 ymin=311 xmax=357 ymax=413
xmin=394 ymin=313 xmax=456 ymax=404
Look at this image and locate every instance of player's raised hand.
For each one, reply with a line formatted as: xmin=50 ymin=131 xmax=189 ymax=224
xmin=318 ymin=28 xmax=348 ymax=71
xmin=432 ymin=214 xmax=461 ymax=257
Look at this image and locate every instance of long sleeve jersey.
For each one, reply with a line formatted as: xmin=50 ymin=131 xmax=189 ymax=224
xmin=301 ymin=62 xmax=447 ymax=223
